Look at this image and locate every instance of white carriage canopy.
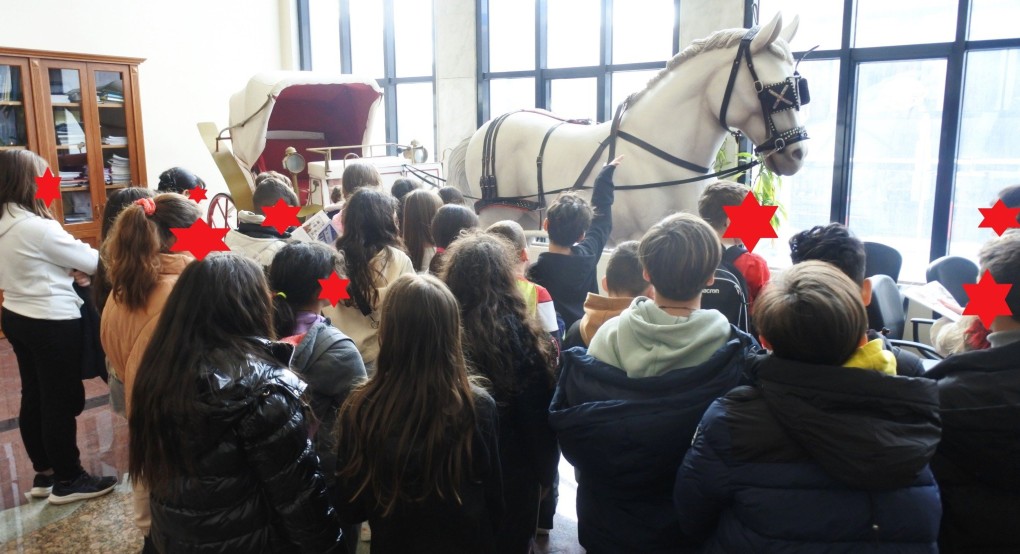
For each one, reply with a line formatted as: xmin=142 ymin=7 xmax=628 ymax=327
xmin=227 ymin=71 xmax=384 ymax=179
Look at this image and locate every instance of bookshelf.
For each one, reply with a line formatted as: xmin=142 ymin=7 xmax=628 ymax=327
xmin=0 ymin=49 xmax=146 ymax=247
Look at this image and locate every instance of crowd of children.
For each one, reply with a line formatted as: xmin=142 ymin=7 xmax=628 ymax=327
xmin=1 ymin=146 xmax=1019 ymax=554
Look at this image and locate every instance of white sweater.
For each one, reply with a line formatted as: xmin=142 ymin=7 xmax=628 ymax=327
xmin=0 ymin=204 xmax=99 ymax=320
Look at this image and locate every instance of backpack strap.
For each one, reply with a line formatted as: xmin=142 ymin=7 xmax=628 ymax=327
xmin=722 ymin=243 xmax=749 ymax=265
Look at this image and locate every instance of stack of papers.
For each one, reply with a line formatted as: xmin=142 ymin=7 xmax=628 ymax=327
xmin=102 ymin=136 xmax=127 ymax=146
xmin=108 ymin=154 xmax=130 ymax=185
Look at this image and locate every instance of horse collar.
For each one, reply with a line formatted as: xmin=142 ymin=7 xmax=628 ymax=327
xmin=718 ymin=26 xmax=810 ymax=154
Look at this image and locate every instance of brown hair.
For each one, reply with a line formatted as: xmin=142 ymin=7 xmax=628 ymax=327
xmin=102 ymin=193 xmax=201 ymax=311
xmin=638 ymin=213 xmax=721 ymax=302
xmin=431 ymin=204 xmax=479 ymax=249
xmin=0 ymin=150 xmax=52 ymax=220
xmin=698 ymin=180 xmax=749 ymax=231
xmin=605 ymin=241 xmax=649 ymax=297
xmin=252 ymin=174 xmax=299 ymax=213
xmin=342 ymin=163 xmax=382 ymax=198
xmin=129 ymin=255 xmax=275 ymax=495
xmin=336 ymin=188 xmax=404 ymax=310
xmin=546 ymin=193 xmax=593 ymax=246
xmin=754 ymin=260 xmax=868 ymax=365
xmin=979 ymin=232 xmax=1020 ymax=323
xmin=440 ymin=232 xmax=554 ymax=401
xmin=94 ymin=187 xmax=156 ymax=313
xmin=402 ymin=189 xmax=443 ymax=271
xmin=438 ymin=186 xmax=466 ymax=206
xmin=336 ymin=274 xmax=480 ymax=516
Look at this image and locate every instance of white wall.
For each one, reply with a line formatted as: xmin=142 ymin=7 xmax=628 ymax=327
xmin=0 ymin=0 xmax=295 ymax=198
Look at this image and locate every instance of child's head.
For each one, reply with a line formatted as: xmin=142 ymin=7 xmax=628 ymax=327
xmin=341 ymin=162 xmax=382 ymax=199
xmin=157 ymin=167 xmax=205 ymax=194
xmin=268 ymin=242 xmax=345 ymax=337
xmin=254 ymin=170 xmax=291 ymax=188
xmin=978 ymin=232 xmax=1020 ymax=330
xmin=638 ymin=213 xmax=721 ymax=303
xmin=252 ymin=175 xmax=299 ymax=215
xmin=438 ymin=186 xmax=466 ymax=206
xmin=103 ymin=193 xmax=202 ymax=310
xmin=431 ymin=204 xmax=479 ymax=250
xmin=0 ymin=149 xmax=51 ymax=218
xmin=789 ymin=223 xmax=867 ymax=286
xmin=604 ymin=241 xmax=650 ymax=297
xmin=998 ymin=184 xmax=1020 ymax=224
xmin=545 ymin=193 xmax=593 ymax=247
xmin=102 ymin=187 xmax=154 ymax=238
xmin=391 ymin=178 xmax=421 ymax=202
xmin=402 ymin=189 xmax=443 ymax=271
xmin=698 ymin=180 xmax=750 ymax=234
xmin=754 ymin=260 xmax=868 ymax=365
xmin=486 ymin=220 xmax=529 ymax=269
xmin=377 ymin=273 xmax=466 ymax=377
xmin=336 ymin=188 xmax=402 ymax=310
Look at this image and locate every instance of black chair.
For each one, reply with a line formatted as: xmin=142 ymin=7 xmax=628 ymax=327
xmin=866 ymin=274 xmax=942 ymax=361
xmin=926 ymin=256 xmax=978 ymax=307
xmin=911 ymin=256 xmax=979 ymax=341
xmin=864 ymin=241 xmax=903 ymax=283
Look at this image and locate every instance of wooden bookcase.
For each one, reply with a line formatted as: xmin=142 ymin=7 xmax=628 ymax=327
xmin=1 ymin=48 xmax=146 ymax=337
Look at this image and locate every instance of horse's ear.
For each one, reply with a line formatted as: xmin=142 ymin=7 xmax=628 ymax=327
xmin=779 ymin=14 xmax=799 ymax=45
xmin=750 ymin=12 xmax=783 ymax=54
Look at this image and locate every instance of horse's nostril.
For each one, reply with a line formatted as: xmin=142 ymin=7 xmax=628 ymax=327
xmin=792 ymin=147 xmax=804 ymax=161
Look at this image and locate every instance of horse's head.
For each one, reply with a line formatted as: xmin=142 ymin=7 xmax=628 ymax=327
xmin=718 ymin=13 xmax=809 ymax=176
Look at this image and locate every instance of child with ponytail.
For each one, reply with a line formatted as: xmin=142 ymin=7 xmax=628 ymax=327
xmin=98 ymin=192 xmax=200 ymax=551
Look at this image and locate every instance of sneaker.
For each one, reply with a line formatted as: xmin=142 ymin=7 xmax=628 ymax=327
xmin=48 ymin=472 xmax=117 ymax=505
xmin=29 ymin=473 xmax=54 ymax=498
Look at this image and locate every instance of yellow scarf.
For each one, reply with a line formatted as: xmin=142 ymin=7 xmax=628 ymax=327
xmin=842 ymin=338 xmax=897 ymax=376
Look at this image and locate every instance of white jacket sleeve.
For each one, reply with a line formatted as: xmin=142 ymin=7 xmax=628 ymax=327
xmin=40 ymin=222 xmax=99 ymax=274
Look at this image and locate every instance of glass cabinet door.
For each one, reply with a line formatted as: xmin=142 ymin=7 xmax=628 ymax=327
xmin=0 ymin=60 xmax=31 ymax=151
xmin=94 ymin=69 xmax=133 ymax=204
xmin=45 ymin=65 xmax=94 ymax=225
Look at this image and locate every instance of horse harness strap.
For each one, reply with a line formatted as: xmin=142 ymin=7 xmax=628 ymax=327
xmin=719 ymin=26 xmax=810 ymax=155
xmin=616 ymin=131 xmax=710 ymax=174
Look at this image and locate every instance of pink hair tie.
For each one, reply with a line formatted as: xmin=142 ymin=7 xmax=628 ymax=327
xmin=134 ymin=197 xmax=156 ymax=216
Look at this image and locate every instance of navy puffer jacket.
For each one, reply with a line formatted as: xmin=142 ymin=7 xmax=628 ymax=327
xmin=148 ymin=340 xmax=343 ymax=553
xmin=548 ymin=329 xmax=757 ymax=554
xmin=674 ymin=354 xmax=942 ymax=553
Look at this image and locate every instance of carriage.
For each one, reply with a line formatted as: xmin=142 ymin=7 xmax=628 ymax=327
xmin=198 ymin=71 xmax=442 ymax=229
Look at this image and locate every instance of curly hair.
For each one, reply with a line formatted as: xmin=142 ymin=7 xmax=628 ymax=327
xmin=336 ymin=189 xmax=405 ymax=311
xmin=789 ymin=223 xmax=866 ymax=286
xmin=440 ymin=232 xmax=554 ymax=401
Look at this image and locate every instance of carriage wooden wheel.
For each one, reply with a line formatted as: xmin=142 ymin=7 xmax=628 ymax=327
xmin=207 ymin=192 xmax=237 ymax=229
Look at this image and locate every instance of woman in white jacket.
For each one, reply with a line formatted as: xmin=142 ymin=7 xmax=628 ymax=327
xmin=0 ymin=150 xmax=116 ymax=504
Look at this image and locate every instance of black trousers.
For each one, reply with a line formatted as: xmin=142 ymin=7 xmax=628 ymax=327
xmin=2 ymin=308 xmax=86 ymax=481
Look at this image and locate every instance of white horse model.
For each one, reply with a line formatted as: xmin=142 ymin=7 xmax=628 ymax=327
xmin=448 ymin=13 xmax=809 ymax=242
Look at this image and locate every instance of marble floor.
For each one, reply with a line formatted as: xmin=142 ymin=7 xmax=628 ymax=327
xmin=0 ymin=338 xmax=584 ymax=553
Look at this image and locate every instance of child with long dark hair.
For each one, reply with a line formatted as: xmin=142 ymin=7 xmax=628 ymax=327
xmin=0 ymin=150 xmax=116 ymax=505
xmin=129 ymin=255 xmax=342 ymax=553
xmin=334 ymin=273 xmax=503 ymax=553
xmin=269 ymin=242 xmax=367 ymax=481
xmin=440 ymin=232 xmax=559 ymax=554
xmin=325 ymin=188 xmax=413 ymax=367
xmin=401 ymin=189 xmax=442 ymax=271
xmin=99 ymin=192 xmax=200 ymax=547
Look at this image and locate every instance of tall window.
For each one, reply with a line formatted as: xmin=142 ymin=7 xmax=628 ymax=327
xmin=301 ymin=0 xmax=437 ymax=159
xmin=755 ymin=0 xmax=1020 ymax=280
xmin=479 ymin=0 xmax=681 ymax=124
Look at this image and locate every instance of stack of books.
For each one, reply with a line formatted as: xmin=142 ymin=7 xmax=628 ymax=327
xmin=102 ymin=136 xmax=128 ymax=146
xmin=108 ymin=154 xmax=130 ymax=185
xmin=59 ymin=170 xmax=88 ymax=187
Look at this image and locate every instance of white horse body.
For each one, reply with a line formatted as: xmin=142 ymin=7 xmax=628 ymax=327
xmin=450 ymin=13 xmax=807 ymax=242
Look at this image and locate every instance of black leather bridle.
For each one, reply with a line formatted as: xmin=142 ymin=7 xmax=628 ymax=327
xmin=719 ymin=26 xmax=810 ymax=155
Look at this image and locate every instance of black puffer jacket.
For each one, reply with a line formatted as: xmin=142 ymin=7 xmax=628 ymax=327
xmin=927 ymin=339 xmax=1020 ymax=553
xmin=148 ymin=339 xmax=343 ymax=554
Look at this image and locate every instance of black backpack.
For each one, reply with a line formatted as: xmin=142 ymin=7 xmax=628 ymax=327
xmin=701 ymin=245 xmax=751 ymax=334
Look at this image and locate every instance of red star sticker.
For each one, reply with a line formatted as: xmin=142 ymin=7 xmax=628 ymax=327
xmin=34 ymin=168 xmax=61 ymax=206
xmin=978 ymin=199 xmax=1020 ymax=236
xmin=963 ymin=270 xmax=1013 ymax=328
xmin=261 ymin=199 xmax=301 ymax=234
xmin=722 ymin=192 xmax=778 ymax=252
xmin=318 ymin=272 xmax=351 ymax=307
xmin=186 ymin=187 xmax=208 ymax=203
xmin=170 ymin=219 xmax=230 ymax=260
